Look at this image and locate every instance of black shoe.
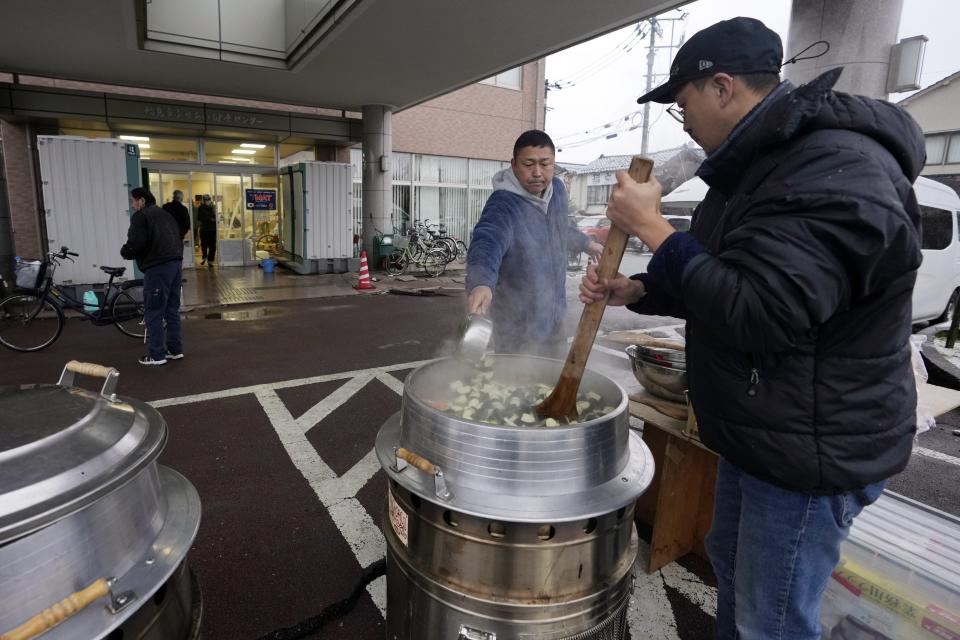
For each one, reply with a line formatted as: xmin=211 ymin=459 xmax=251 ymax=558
xmin=139 ymin=355 xmax=167 ymax=366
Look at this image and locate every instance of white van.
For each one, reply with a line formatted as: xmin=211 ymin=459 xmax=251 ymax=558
xmin=660 ymin=176 xmax=960 ymax=324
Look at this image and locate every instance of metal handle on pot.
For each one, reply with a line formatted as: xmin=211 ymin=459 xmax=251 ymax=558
xmin=0 ymin=578 xmax=109 ymax=640
xmin=58 ymin=361 xmax=120 ymax=402
xmin=396 ymin=447 xmax=452 ymax=501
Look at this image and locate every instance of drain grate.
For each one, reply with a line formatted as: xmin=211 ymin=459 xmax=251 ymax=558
xmin=215 ymin=285 xmax=264 ymax=304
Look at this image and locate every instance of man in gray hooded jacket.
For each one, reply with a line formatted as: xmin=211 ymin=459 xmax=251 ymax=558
xmin=466 ymin=130 xmax=602 ymax=354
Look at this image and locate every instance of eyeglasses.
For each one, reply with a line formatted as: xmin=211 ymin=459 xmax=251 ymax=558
xmin=667 ymin=105 xmax=685 ymax=124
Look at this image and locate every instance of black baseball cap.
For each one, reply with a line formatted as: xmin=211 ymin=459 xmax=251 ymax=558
xmin=637 ymin=17 xmax=783 ymax=104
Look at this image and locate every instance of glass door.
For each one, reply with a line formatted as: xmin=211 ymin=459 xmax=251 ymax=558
xmin=214 ymin=175 xmax=245 ymax=266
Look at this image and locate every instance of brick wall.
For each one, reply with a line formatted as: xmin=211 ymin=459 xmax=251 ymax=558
xmin=392 ymin=61 xmax=546 ymax=161
xmin=1 ymin=120 xmax=43 ymax=259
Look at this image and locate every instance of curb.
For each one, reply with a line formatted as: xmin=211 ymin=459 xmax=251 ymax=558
xmin=919 ymin=324 xmax=960 ymax=391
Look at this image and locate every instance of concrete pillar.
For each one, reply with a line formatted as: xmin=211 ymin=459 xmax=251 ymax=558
xmin=784 ymin=0 xmax=903 ymax=99
xmin=361 ymin=105 xmax=393 ymax=265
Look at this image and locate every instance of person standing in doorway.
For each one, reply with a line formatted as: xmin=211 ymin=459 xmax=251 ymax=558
xmin=162 ymin=189 xmax=191 ymax=240
xmin=197 ymin=194 xmax=218 ymax=266
xmin=579 ymin=17 xmax=923 ymax=640
xmin=121 ymin=187 xmax=184 ymax=366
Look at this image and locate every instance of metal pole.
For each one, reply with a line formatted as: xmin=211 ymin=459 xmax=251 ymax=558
xmin=640 ymin=19 xmax=657 ymax=156
xmin=0 ymin=138 xmax=14 ymax=295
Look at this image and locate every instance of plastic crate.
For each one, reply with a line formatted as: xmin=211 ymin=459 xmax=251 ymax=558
xmin=820 ymin=491 xmax=960 ymax=639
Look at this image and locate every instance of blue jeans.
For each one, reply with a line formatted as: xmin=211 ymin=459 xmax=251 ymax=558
xmin=705 ymin=458 xmax=884 ymax=640
xmin=143 ymin=260 xmax=183 ymax=360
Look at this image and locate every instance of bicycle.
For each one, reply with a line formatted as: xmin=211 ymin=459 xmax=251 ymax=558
xmin=0 ymin=246 xmax=146 ymax=352
xmin=382 ymin=232 xmax=447 ymax=278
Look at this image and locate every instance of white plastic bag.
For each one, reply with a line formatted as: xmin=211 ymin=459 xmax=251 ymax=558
xmin=909 ymin=334 xmax=935 ymax=435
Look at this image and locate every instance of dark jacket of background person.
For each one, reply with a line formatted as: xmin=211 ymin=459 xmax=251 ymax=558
xmin=628 ymin=69 xmax=924 ymax=493
xmin=466 ymin=173 xmax=590 ymax=352
xmin=121 ymin=204 xmax=183 ymax=270
xmin=197 ymin=203 xmax=217 ymax=234
xmin=162 ymin=200 xmax=191 ymax=239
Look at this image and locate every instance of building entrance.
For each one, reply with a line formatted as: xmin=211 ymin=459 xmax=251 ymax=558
xmin=147 ymin=169 xmax=279 ymax=269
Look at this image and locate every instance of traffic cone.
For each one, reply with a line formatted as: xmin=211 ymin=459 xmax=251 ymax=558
xmin=354 ymin=250 xmax=376 ymax=290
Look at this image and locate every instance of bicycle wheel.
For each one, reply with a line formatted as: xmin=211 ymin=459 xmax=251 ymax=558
xmin=454 ymin=240 xmax=468 ymax=263
xmin=112 ymin=284 xmax=146 ymax=338
xmin=386 ymin=249 xmax=409 ymax=275
xmin=0 ymin=293 xmax=64 ymax=352
xmin=423 ymin=248 xmax=447 ymax=278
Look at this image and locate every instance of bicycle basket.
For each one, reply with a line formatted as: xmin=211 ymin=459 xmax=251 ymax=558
xmin=14 ymin=260 xmax=45 ymax=290
xmin=394 ymin=235 xmax=410 ymax=250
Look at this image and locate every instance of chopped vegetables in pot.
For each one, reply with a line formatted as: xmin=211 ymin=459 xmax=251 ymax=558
xmin=428 ymin=359 xmax=615 ymax=427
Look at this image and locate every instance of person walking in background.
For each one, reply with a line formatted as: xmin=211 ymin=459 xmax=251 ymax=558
xmin=466 ymin=129 xmax=603 ymax=355
xmin=197 ymin=194 xmax=217 ymax=266
xmin=579 ymin=17 xmax=923 ymax=640
xmin=121 ymin=187 xmax=184 ymax=366
xmin=162 ymin=189 xmax=191 ymax=240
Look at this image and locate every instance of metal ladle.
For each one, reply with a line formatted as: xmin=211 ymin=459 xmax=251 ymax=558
xmin=455 ymin=314 xmax=493 ymax=364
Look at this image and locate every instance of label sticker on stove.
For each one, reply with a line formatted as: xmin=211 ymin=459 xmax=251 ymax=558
xmin=388 ymin=490 xmax=409 ymax=547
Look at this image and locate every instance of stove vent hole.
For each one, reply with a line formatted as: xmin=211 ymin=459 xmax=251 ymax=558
xmin=443 ymin=510 xmax=459 ymax=527
xmin=583 ymin=518 xmax=597 ymax=534
xmin=106 ymin=630 xmax=124 ymax=640
xmin=617 ymin=507 xmax=626 ymax=520
xmin=487 ymin=521 xmax=506 ymax=539
xmin=537 ymin=525 xmax=555 ymax=541
xmin=153 ymin=583 xmax=167 ymax=606
xmin=409 ymin=493 xmax=422 ymax=510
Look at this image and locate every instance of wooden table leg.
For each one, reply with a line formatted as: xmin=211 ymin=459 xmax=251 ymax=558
xmin=645 ymin=431 xmax=717 ymax=572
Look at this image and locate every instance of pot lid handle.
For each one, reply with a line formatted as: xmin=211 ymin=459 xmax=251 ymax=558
xmin=58 ymin=361 xmax=120 ymax=402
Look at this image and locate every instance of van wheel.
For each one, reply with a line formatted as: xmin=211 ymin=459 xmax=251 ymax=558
xmin=938 ymin=288 xmax=960 ymax=323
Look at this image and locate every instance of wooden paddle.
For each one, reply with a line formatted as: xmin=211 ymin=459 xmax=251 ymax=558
xmin=538 ymin=156 xmax=654 ymax=422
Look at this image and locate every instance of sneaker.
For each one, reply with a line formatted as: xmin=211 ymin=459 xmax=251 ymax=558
xmin=139 ymin=355 xmax=167 ymax=366
xmin=166 ymin=351 xmax=184 ymax=360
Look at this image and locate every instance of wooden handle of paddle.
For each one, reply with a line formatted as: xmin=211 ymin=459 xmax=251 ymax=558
xmin=538 ymin=157 xmax=653 ymax=421
xmin=0 ymin=578 xmax=109 ymax=640
xmin=65 ymin=361 xmax=114 ymax=378
xmin=396 ymin=448 xmax=438 ymax=475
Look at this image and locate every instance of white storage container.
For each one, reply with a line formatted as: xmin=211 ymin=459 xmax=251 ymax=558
xmin=820 ymin=491 xmax=960 ymax=639
xmin=37 ymin=136 xmax=138 ymax=284
xmin=301 ymin=162 xmax=352 ymax=260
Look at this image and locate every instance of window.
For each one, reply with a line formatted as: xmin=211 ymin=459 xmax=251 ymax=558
xmin=587 ymin=184 xmax=612 ymax=205
xmin=926 ymin=135 xmax=947 ymax=164
xmin=480 ymin=67 xmax=522 ymax=90
xmin=920 ymin=205 xmax=954 ymax=250
xmin=947 ymin=133 xmax=960 ymax=165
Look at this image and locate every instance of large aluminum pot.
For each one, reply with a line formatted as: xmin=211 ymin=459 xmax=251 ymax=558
xmin=0 ymin=362 xmax=202 ymax=640
xmin=376 ymin=355 xmax=655 ymax=640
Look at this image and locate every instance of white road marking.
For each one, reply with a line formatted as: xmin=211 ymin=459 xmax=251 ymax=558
xmin=630 ymin=542 xmax=682 ymax=640
xmin=662 ymin=560 xmax=718 ymax=618
xmin=296 ymin=374 xmax=375 ymax=432
xmin=375 ymin=371 xmax=406 ymax=396
xmin=149 ymin=359 xmax=433 ymax=408
xmin=915 ymin=446 xmax=960 ymax=467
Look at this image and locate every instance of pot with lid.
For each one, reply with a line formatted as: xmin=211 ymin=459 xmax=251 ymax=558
xmin=0 ymin=361 xmax=202 ymax=640
xmin=376 ymin=354 xmax=655 ymax=639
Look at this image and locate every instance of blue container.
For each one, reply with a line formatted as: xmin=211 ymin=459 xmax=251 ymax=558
xmin=262 ymin=258 xmax=276 ymax=273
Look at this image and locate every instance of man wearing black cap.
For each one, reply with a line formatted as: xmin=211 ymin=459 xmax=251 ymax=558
xmin=580 ymin=16 xmax=924 ymax=640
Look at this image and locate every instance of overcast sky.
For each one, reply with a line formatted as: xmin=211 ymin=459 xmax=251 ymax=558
xmin=544 ymin=0 xmax=959 ymax=164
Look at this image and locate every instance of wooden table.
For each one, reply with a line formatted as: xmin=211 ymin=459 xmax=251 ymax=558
xmin=630 ymin=382 xmax=960 ymax=573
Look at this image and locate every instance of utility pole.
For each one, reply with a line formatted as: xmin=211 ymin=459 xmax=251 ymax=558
xmin=641 ymin=19 xmax=657 ymax=155
xmin=639 ymin=14 xmax=686 ymax=156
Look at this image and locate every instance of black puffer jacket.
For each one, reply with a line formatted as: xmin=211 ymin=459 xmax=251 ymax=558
xmin=121 ymin=204 xmax=183 ymax=270
xmin=643 ymin=70 xmax=924 ymax=493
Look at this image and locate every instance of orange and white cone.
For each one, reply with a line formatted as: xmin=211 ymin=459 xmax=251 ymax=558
xmin=354 ymin=250 xmax=376 ymax=290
